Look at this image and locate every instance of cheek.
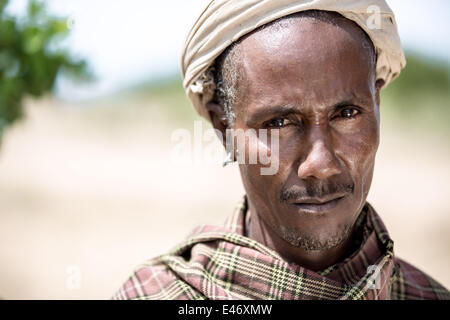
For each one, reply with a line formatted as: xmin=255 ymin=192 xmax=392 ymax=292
xmin=335 ymin=117 xmax=379 ymax=191
xmin=240 ymin=138 xmax=281 ymax=189
xmin=238 ymin=132 xmax=293 ymax=205
xmin=239 ymin=163 xmax=276 ymax=207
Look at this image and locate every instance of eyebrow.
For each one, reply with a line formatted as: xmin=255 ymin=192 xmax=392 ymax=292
xmin=245 ymin=104 xmax=300 ymax=126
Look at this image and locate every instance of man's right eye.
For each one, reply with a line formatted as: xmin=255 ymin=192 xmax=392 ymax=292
xmin=264 ymin=118 xmax=288 ymax=128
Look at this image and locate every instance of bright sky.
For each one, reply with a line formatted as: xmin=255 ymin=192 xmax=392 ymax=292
xmin=5 ymin=0 xmax=450 ymax=100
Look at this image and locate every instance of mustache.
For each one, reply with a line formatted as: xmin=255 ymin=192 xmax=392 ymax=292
xmin=280 ymin=181 xmax=354 ymax=203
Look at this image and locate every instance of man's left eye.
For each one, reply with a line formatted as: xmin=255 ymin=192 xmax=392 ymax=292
xmin=339 ymin=107 xmax=359 ymax=119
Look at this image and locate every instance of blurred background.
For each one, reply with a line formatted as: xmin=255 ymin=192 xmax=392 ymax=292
xmin=0 ymin=0 xmax=448 ymax=299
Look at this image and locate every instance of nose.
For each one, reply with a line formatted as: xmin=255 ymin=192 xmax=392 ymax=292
xmin=297 ymin=138 xmax=342 ymax=180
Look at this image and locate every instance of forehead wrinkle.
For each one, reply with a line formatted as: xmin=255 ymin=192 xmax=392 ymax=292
xmin=246 ymin=12 xmax=374 ymax=67
xmin=241 ymin=21 xmax=373 ymax=83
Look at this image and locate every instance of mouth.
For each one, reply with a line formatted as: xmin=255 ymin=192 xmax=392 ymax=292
xmin=289 ymin=194 xmax=346 ymax=213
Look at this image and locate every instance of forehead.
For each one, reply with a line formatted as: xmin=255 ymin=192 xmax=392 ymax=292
xmin=236 ymin=16 xmax=375 ymax=114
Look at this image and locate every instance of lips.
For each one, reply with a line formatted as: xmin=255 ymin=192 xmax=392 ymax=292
xmin=290 ymin=194 xmax=346 ymax=213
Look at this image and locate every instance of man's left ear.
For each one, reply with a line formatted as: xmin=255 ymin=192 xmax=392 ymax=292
xmin=375 ymin=79 xmax=385 ymax=107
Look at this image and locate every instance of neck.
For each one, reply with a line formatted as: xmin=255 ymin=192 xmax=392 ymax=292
xmin=247 ymin=202 xmax=357 ymax=272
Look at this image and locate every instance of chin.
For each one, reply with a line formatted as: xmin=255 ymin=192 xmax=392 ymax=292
xmin=278 ymin=222 xmax=353 ymax=251
xmin=272 ymin=201 xmax=356 ymax=251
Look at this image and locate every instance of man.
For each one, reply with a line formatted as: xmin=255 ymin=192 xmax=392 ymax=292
xmin=114 ymin=0 xmax=449 ymax=300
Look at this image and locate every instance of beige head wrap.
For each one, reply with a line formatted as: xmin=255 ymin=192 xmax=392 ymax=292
xmin=181 ymin=0 xmax=406 ymax=121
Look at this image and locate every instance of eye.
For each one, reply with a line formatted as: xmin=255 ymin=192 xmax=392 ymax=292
xmin=263 ymin=117 xmax=290 ymax=128
xmin=339 ymin=107 xmax=359 ymax=119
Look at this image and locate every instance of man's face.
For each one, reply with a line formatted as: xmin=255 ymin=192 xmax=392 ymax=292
xmin=232 ymin=17 xmax=381 ymax=250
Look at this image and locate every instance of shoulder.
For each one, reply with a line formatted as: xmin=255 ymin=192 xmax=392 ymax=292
xmin=111 ymin=257 xmax=203 ymax=300
xmin=390 ymin=257 xmax=450 ymax=300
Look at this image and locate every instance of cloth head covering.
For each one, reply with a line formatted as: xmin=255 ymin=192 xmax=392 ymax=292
xmin=113 ymin=197 xmax=450 ymax=300
xmin=181 ymin=0 xmax=406 ymax=121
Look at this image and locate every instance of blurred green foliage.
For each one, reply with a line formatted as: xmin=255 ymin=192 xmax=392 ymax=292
xmin=381 ymin=52 xmax=450 ymax=131
xmin=0 ymin=0 xmax=89 ymax=137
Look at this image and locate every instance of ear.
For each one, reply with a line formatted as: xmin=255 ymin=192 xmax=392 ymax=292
xmin=206 ymin=102 xmax=229 ymax=147
xmin=375 ymin=79 xmax=385 ymax=107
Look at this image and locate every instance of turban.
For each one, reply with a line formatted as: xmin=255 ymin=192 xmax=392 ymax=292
xmin=181 ymin=0 xmax=406 ymax=121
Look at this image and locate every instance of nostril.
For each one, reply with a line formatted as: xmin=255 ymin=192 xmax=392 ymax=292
xmin=297 ymin=142 xmax=341 ymax=180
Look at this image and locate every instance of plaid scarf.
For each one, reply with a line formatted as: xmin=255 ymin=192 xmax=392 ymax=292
xmin=113 ymin=197 xmax=449 ymax=300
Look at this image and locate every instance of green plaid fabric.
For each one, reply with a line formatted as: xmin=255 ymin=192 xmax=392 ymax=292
xmin=113 ymin=197 xmax=450 ymax=300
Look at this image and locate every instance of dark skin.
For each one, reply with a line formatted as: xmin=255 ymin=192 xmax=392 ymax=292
xmin=207 ymin=15 xmax=384 ymax=271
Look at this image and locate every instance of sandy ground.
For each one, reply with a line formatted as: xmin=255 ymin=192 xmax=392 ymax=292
xmin=0 ymin=97 xmax=448 ymax=299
